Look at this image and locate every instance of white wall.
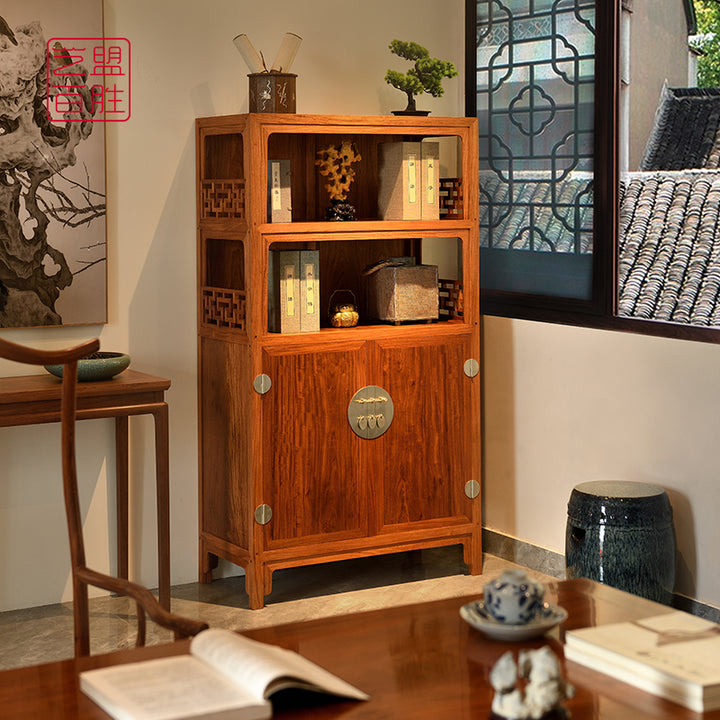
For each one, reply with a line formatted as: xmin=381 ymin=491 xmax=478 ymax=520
xmin=0 ymin=0 xmax=465 ymax=611
xmin=483 ymin=316 xmax=720 ymax=608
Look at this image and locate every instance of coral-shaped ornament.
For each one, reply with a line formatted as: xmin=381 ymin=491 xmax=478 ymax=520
xmin=315 ymin=141 xmax=361 ymax=220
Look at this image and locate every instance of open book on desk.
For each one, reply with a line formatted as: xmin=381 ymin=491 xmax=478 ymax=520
xmin=80 ymin=628 xmax=369 ymax=720
xmin=565 ymin=610 xmax=720 ymax=713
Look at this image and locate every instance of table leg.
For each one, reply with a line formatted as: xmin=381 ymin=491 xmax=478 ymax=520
xmin=115 ymin=416 xmax=129 ymax=581
xmin=154 ymin=404 xmax=171 ymax=610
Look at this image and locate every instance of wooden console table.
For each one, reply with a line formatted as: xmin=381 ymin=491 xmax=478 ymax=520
xmin=0 ymin=369 xmax=171 ymax=610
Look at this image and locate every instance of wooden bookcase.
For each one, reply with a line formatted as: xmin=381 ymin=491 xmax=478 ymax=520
xmin=195 ymin=113 xmax=481 ymax=608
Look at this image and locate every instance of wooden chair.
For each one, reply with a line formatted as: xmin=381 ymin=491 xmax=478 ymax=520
xmin=0 ymin=336 xmax=208 ymax=656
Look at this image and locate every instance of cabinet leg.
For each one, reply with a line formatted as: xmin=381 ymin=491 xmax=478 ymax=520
xmin=245 ymin=564 xmax=273 ymax=610
xmin=463 ymin=536 xmax=483 ymax=575
xmin=245 ymin=564 xmax=265 ymax=609
xmin=199 ymin=547 xmax=218 ymax=584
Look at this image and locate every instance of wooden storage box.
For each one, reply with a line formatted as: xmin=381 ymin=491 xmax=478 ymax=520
xmin=366 ymin=264 xmax=439 ymax=323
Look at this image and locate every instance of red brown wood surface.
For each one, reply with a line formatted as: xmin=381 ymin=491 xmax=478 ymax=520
xmin=0 ymin=579 xmax=713 ymax=720
xmin=196 ymin=114 xmax=482 ymax=608
xmin=261 ymin=343 xmax=367 ymax=546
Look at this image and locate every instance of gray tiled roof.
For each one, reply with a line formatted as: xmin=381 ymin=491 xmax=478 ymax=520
xmin=640 ymin=86 xmax=720 ymax=170
xmin=479 ymin=79 xmax=720 ymax=326
xmin=618 ymin=170 xmax=720 ymax=325
xmin=479 ymin=171 xmax=594 ymax=254
xmin=479 ymin=169 xmax=720 ymax=325
xmin=620 ymin=85 xmax=720 ymax=324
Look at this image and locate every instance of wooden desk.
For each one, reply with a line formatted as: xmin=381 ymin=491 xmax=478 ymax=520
xmin=0 ymin=578 xmax=715 ymax=719
xmin=0 ymin=369 xmax=171 ymax=610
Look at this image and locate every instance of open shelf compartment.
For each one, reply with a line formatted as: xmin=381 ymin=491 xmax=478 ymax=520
xmin=265 ymin=235 xmax=464 ymax=335
xmin=266 ymin=132 xmax=464 ymax=224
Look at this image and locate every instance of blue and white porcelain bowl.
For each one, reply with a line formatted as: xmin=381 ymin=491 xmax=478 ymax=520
xmin=483 ymin=569 xmax=546 ymax=625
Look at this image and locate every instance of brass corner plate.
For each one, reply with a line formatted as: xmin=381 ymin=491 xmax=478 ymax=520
xmin=464 ymin=480 xmax=480 ymax=499
xmin=464 ymin=359 xmax=480 ymax=378
xmin=254 ymin=504 xmax=273 ymax=525
xmin=253 ymin=374 xmax=272 ymax=394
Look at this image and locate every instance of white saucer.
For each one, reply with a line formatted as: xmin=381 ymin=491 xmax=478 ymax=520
xmin=460 ymin=600 xmax=568 ymax=641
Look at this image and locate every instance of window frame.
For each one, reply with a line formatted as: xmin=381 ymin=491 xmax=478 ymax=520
xmin=466 ymin=0 xmax=720 ymax=344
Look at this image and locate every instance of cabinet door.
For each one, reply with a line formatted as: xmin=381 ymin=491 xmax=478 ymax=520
xmin=372 ymin=335 xmax=476 ymax=532
xmin=260 ymin=343 xmax=367 ymax=547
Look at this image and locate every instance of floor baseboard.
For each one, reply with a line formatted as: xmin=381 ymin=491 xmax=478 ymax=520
xmin=483 ymin=528 xmax=720 ymax=623
xmin=482 ymin=528 xmax=566 ymax=579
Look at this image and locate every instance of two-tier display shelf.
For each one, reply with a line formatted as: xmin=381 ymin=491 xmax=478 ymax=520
xmin=195 ymin=113 xmax=481 ymax=608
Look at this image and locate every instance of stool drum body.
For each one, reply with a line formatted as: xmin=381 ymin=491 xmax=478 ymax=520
xmin=565 ymin=481 xmax=676 ymax=605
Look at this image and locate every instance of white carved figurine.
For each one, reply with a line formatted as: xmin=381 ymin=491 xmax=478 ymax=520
xmin=490 ymin=647 xmax=575 ymax=720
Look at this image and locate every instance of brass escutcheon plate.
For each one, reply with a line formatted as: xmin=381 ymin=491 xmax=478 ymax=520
xmin=348 ymin=385 xmax=394 ymax=439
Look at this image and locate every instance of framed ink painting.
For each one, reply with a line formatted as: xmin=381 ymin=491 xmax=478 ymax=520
xmin=0 ymin=0 xmax=108 ymax=327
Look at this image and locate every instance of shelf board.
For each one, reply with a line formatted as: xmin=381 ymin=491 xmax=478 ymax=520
xmin=259 ymin=318 xmax=472 ymax=345
xmin=259 ymin=219 xmax=473 ymax=238
xmin=198 ymin=112 xmax=477 ymax=136
xmin=198 ymin=219 xmax=472 ymax=237
xmin=198 ymin=218 xmax=248 ymax=235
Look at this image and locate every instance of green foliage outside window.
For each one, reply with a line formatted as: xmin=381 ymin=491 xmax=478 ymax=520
xmin=693 ymin=0 xmax=720 ymax=87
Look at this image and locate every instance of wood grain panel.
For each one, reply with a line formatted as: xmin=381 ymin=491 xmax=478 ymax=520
xmin=199 ymin=337 xmax=251 ymax=547
xmin=202 ymin=131 xmax=244 ymax=180
xmin=205 ymin=238 xmax=245 ymax=290
xmin=261 ymin=343 xmax=367 ymax=546
xmin=268 ymin=133 xmax=399 ymax=221
xmin=372 ymin=335 xmax=474 ymax=530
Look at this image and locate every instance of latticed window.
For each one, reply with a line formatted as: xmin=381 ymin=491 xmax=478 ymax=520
xmin=475 ymin=0 xmax=596 ymax=300
xmin=472 ymin=0 xmax=720 ymax=341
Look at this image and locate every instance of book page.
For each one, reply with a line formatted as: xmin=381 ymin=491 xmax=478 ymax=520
xmin=190 ymin=629 xmax=369 ymax=701
xmin=80 ymin=655 xmax=270 ymax=720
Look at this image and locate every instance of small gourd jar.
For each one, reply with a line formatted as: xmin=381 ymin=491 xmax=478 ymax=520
xmin=328 ymin=289 xmax=359 ymax=328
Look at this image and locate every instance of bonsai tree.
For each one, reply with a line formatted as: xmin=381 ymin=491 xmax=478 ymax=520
xmin=385 ymin=40 xmax=458 ymax=113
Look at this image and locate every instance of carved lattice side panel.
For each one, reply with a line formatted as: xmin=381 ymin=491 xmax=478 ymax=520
xmin=201 ymin=180 xmax=246 ymax=220
xmin=202 ymin=287 xmax=246 ymax=329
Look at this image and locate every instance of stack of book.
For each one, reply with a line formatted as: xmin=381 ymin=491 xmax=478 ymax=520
xmin=267 ymin=159 xmax=292 ymax=222
xmin=377 ymin=141 xmax=440 ymax=220
xmin=268 ymin=249 xmax=319 ymax=333
xmin=564 ymin=610 xmax=720 ymax=712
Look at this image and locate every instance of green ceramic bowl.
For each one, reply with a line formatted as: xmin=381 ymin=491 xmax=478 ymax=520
xmin=44 ymin=351 xmax=131 ymax=382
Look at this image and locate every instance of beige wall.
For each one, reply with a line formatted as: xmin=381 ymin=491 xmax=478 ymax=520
xmin=483 ymin=316 xmax=720 ymax=607
xmin=0 ymin=0 xmax=464 ymax=611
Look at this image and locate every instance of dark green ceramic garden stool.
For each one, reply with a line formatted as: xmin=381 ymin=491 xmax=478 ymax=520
xmin=565 ymin=480 xmax=676 ymax=605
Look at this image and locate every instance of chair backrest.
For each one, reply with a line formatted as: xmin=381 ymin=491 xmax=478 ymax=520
xmin=0 ymin=336 xmax=207 ymax=656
